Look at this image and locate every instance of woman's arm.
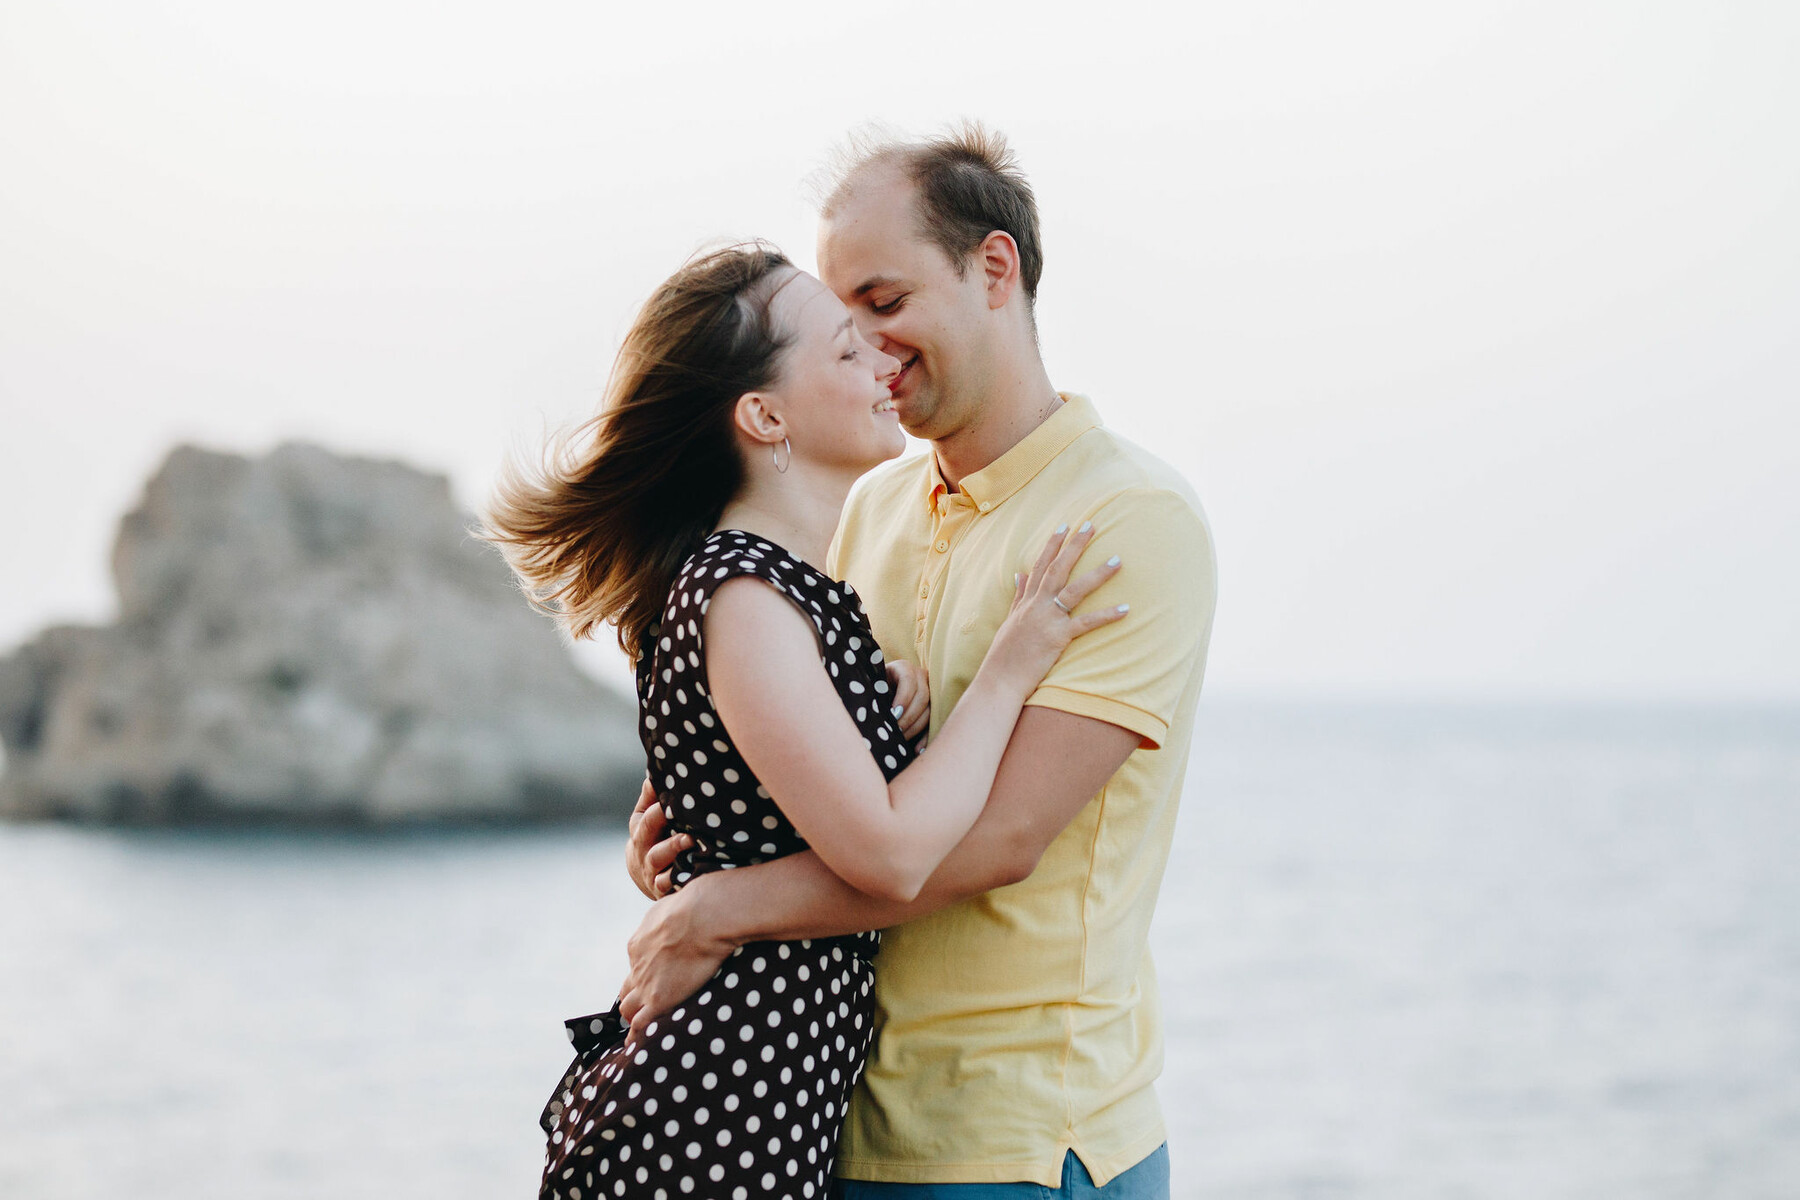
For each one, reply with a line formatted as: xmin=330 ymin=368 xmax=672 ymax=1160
xmin=618 ymin=706 xmax=1138 ymax=1033
xmin=703 ymin=523 xmax=1122 ymax=905
xmin=627 ymin=661 xmax=925 ymax=901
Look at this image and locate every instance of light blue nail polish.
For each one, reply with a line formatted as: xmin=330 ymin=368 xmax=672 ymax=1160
xmin=1117 ymin=603 xmax=1130 ymax=613
xmin=1054 ymin=524 xmax=1068 ymax=535
xmin=1106 ymin=555 xmax=1121 ymax=567
xmin=1079 ymin=521 xmax=1093 ymax=534
xmin=892 ymin=703 xmax=905 ymax=715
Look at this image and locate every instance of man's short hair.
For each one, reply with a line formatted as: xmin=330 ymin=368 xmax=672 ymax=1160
xmin=822 ymin=122 xmax=1044 ymax=305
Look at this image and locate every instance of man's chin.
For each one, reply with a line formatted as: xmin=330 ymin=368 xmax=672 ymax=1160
xmin=892 ymin=390 xmax=934 ymax=435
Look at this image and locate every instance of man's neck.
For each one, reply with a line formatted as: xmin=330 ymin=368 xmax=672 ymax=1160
xmin=933 ymin=358 xmax=1062 ymax=493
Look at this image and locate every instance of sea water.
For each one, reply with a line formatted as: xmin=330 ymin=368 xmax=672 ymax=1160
xmin=2 ymin=702 xmax=1796 ymax=1199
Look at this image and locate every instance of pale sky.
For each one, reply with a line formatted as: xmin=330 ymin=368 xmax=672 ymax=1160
xmin=2 ymin=1 xmax=1796 ymax=702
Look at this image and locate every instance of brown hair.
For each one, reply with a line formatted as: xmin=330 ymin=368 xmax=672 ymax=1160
xmin=481 ymin=243 xmax=794 ymax=661
xmin=824 ymin=121 xmax=1043 ymax=303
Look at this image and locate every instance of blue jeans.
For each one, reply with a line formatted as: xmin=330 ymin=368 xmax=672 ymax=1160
xmin=832 ymin=1144 xmax=1170 ymax=1200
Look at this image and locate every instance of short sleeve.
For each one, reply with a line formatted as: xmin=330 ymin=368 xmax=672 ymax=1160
xmin=1024 ymin=487 xmax=1217 ymax=749
xmin=680 ymin=543 xmax=830 ymax=683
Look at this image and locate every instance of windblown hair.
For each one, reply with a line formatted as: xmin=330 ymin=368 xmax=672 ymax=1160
xmin=820 ymin=121 xmax=1043 ymax=304
xmin=481 ymin=243 xmax=794 ymax=662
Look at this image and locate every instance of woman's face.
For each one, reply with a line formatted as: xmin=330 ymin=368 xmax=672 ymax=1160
xmin=761 ymin=270 xmax=905 ymax=473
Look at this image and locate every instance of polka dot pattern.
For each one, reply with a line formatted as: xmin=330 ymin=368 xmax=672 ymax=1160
xmin=539 ymin=531 xmax=909 ymax=1199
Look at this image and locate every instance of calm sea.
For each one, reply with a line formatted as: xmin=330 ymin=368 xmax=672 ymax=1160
xmin=2 ymin=702 xmax=1796 ymax=1199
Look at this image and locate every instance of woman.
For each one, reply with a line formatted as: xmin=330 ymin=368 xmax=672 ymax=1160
xmin=483 ymin=244 xmax=1126 ymax=1200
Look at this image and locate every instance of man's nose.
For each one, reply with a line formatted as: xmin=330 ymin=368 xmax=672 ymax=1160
xmin=849 ymin=310 xmax=882 ymax=343
xmin=875 ymin=348 xmax=901 ymax=385
xmin=865 ymin=323 xmax=902 ymax=359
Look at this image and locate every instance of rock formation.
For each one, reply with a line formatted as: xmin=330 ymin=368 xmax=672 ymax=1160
xmin=0 ymin=442 xmax=643 ymax=823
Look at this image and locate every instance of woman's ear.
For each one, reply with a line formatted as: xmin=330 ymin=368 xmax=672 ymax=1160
xmin=733 ymin=390 xmax=787 ymax=446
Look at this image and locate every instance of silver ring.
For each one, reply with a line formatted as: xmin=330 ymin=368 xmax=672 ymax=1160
xmin=1052 ymin=596 xmax=1073 ymax=615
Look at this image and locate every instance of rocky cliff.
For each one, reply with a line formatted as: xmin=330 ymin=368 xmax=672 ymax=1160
xmin=0 ymin=442 xmax=643 ymax=823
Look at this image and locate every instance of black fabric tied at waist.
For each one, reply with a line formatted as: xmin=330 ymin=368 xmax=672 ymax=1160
xmin=563 ymin=1006 xmax=627 ymax=1057
xmin=539 ymin=1006 xmax=628 ymax=1136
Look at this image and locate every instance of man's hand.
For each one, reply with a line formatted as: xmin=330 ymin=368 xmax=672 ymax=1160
xmin=617 ymin=879 xmax=735 ymax=1035
xmin=635 ymin=708 xmax=1142 ymax=949
xmin=884 ymin=660 xmax=930 ymax=742
xmin=625 ymin=778 xmax=690 ymax=902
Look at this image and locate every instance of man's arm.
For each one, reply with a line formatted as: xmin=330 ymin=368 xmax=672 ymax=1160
xmin=620 ymin=484 xmax=1215 ymax=1031
xmin=617 ymin=706 xmax=1136 ymax=1030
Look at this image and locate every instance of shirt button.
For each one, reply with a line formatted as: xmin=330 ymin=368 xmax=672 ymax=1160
xmin=978 ymin=501 xmax=992 ymax=513
xmin=919 ymin=585 xmax=929 ymax=598
xmin=934 ymin=541 xmax=948 ymax=553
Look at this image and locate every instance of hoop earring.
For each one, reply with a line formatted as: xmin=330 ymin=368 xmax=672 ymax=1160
xmin=772 ymin=437 xmax=791 ymax=474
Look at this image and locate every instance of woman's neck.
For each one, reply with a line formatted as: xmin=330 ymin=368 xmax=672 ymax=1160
xmin=715 ymin=463 xmax=857 ymax=572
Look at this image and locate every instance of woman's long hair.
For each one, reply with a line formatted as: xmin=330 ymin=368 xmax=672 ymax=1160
xmin=481 ymin=243 xmax=794 ymax=662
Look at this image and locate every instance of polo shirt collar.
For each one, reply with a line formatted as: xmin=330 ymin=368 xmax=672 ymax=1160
xmin=921 ymin=392 xmax=1099 ymax=514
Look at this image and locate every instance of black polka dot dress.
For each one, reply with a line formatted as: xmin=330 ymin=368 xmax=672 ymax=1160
xmin=540 ymin=530 xmax=914 ymax=1200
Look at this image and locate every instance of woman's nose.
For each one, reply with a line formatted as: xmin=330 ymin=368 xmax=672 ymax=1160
xmin=875 ymin=349 xmax=901 ymax=384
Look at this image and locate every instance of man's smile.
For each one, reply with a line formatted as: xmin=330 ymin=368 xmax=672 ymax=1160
xmin=889 ymin=355 xmax=919 ymax=395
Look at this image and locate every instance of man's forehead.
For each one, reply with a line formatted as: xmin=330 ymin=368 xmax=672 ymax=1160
xmin=828 ymin=158 xmax=915 ymax=221
xmin=845 ymin=273 xmax=904 ymax=299
xmin=819 ymin=220 xmax=931 ymax=296
xmin=820 ymin=171 xmax=927 ymax=277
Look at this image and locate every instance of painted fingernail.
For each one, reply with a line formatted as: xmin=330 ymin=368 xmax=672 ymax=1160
xmin=1106 ymin=555 xmax=1121 ymax=567
xmin=1054 ymin=524 xmax=1068 ymax=535
xmin=1117 ymin=603 xmax=1130 ymax=613
xmin=1014 ymin=572 xmax=1023 ymax=588
xmin=892 ymin=703 xmax=906 ymax=716
xmin=1078 ymin=521 xmax=1093 ymax=534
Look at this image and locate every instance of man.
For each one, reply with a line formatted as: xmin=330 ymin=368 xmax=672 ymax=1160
xmin=622 ymin=124 xmax=1216 ymax=1198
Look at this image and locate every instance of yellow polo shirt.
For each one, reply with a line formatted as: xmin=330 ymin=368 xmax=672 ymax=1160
xmin=826 ymin=393 xmax=1217 ymax=1186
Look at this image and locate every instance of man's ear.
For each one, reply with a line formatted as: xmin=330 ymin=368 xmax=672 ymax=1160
xmin=978 ymin=231 xmax=1022 ymax=311
xmin=733 ymin=390 xmax=787 ymax=445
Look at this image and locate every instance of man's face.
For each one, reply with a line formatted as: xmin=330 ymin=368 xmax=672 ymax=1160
xmin=817 ymin=170 xmax=994 ymax=442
